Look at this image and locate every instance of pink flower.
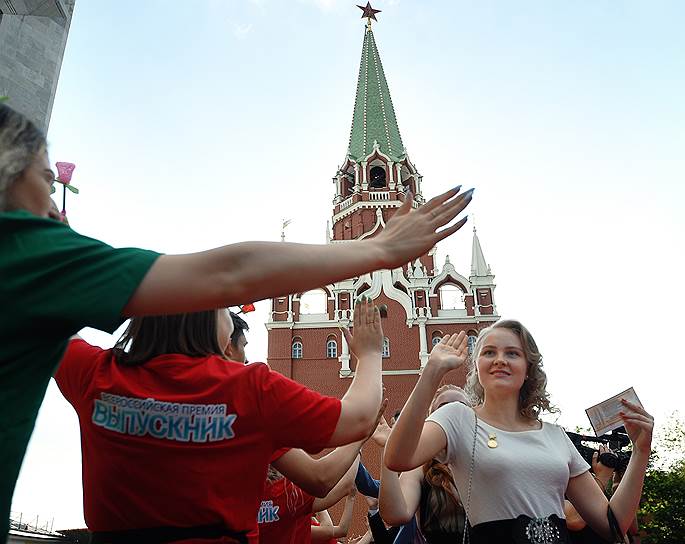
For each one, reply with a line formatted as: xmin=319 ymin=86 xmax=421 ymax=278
xmin=55 ymin=162 xmax=76 ymax=184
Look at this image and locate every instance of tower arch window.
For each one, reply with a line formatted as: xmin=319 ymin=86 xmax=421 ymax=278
xmin=369 ymin=166 xmax=386 ymax=188
xmin=439 ymin=283 xmax=466 ymax=310
xmin=382 ymin=337 xmax=390 ymax=358
xmin=431 ymin=331 xmax=443 ymax=348
xmin=299 ymin=289 xmax=328 ymax=315
xmin=467 ymin=335 xmax=477 ymax=355
xmin=292 ymin=339 xmax=303 ymax=359
xmin=326 ymin=338 xmax=338 ymax=359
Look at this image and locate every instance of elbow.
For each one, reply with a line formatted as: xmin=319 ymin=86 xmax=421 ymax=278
xmin=385 ymin=460 xmax=410 ymax=473
xmin=341 ymin=404 xmax=377 ymax=444
xmin=566 ymin=517 xmax=585 ymax=532
xmin=300 ymin=477 xmax=331 ymax=498
xmin=312 ymin=479 xmax=335 ymax=499
xmin=380 ymin=509 xmax=413 ymax=527
xmin=383 ymin=452 xmax=412 ymax=473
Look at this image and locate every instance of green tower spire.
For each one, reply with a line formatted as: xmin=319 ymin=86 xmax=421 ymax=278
xmin=347 ymin=26 xmax=405 ymax=163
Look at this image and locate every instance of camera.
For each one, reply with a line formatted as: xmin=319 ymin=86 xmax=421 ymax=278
xmin=566 ymin=428 xmax=632 ymax=474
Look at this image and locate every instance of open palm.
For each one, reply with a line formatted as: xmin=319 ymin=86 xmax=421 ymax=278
xmin=427 ymin=332 xmax=469 ymax=372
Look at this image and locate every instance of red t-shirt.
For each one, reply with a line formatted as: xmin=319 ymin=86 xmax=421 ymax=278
xmin=257 ymin=478 xmax=314 ymax=544
xmin=54 ymin=340 xmax=341 ymax=542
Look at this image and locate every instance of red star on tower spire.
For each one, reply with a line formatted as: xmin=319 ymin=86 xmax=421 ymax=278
xmin=357 ymin=2 xmax=381 ymax=28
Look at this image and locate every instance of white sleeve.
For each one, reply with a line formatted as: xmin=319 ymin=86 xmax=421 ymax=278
xmin=559 ymin=426 xmax=591 ymax=477
xmin=426 ymin=402 xmax=472 ymax=465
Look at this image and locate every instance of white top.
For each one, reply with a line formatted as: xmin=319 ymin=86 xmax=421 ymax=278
xmin=427 ymin=401 xmax=589 ymax=526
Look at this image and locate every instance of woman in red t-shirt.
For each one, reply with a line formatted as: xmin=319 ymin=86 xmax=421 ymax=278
xmin=55 ymin=299 xmax=385 ymax=543
xmin=258 ymin=465 xmax=357 ymax=544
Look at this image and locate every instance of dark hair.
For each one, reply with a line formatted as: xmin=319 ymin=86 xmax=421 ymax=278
xmin=229 ymin=311 xmax=249 ymax=347
xmin=0 ymin=104 xmax=47 ymax=210
xmin=420 ymin=460 xmax=464 ymax=536
xmin=113 ymin=310 xmax=226 ymax=366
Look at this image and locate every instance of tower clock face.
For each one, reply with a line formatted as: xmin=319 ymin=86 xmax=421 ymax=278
xmin=369 ymin=166 xmax=386 ymax=188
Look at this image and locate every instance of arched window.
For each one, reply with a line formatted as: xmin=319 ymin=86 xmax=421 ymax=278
xmin=326 ymin=338 xmax=338 ymax=359
xmin=439 ymin=283 xmax=465 ymax=310
xmin=382 ymin=337 xmax=390 ymax=358
xmin=299 ymin=289 xmax=328 ymax=315
xmin=292 ymin=340 xmax=303 ymax=359
xmin=467 ymin=335 xmax=477 ymax=355
xmin=369 ymin=166 xmax=386 ymax=188
xmin=432 ymin=336 xmax=442 ymax=348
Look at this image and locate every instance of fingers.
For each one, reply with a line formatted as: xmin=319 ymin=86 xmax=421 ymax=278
xmin=394 ymin=192 xmax=413 ymax=217
xmin=421 ymin=185 xmax=463 ymax=213
xmin=445 ymin=331 xmax=465 ymax=348
xmin=435 ymin=216 xmax=469 ymax=243
xmin=366 ymin=300 xmax=375 ymax=324
xmin=621 ymin=399 xmax=652 ymax=419
xmin=620 ymin=412 xmax=653 ymax=426
xmin=431 ymin=188 xmax=474 ymax=228
xmin=354 ymin=296 xmax=370 ymax=326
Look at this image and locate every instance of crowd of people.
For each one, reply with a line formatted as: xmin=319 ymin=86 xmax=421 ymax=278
xmin=0 ymin=103 xmax=652 ymax=544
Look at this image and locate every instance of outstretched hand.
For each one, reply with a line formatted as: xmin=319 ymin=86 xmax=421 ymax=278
xmin=375 ymin=186 xmax=473 ymax=269
xmin=342 ymin=297 xmax=383 ymax=359
xmin=620 ymin=399 xmax=654 ymax=455
xmin=427 ymin=332 xmax=469 ymax=374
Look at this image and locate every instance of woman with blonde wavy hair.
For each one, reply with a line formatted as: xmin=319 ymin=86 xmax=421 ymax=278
xmin=384 ymin=321 xmax=653 ymax=543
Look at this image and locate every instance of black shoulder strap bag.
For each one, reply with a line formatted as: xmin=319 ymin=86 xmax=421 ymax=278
xmin=607 ymin=506 xmax=628 ymax=544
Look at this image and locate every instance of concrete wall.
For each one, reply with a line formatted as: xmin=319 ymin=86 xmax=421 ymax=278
xmin=0 ymin=0 xmax=75 ymax=132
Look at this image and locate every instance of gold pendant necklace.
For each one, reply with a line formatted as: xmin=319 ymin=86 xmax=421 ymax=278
xmin=487 ymin=432 xmax=498 ymax=448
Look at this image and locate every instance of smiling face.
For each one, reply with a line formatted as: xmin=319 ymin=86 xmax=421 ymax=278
xmin=5 ymin=149 xmax=54 ymax=217
xmin=476 ymin=327 xmax=528 ymax=397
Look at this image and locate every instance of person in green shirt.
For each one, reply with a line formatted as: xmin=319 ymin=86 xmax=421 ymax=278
xmin=0 ymin=103 xmax=473 ymax=542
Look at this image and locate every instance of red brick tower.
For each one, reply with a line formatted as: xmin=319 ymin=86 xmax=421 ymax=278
xmin=266 ymin=12 xmax=499 ymax=415
xmin=265 ymin=7 xmax=500 ymax=535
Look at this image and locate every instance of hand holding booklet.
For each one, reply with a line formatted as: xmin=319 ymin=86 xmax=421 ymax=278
xmin=585 ymin=387 xmax=643 ymax=436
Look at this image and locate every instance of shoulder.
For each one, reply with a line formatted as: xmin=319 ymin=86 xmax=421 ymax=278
xmin=1 ymin=210 xmax=99 ymax=249
xmin=59 ymin=338 xmax=108 ymax=370
xmin=541 ymin=421 xmax=570 ymax=440
xmin=54 ymin=339 xmax=111 ymax=401
xmin=427 ymin=401 xmax=472 ymax=428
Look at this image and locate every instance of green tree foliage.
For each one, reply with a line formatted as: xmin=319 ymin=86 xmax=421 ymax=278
xmin=639 ymin=412 xmax=685 ymax=543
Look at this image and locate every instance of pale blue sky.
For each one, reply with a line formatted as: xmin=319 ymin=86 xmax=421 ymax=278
xmin=13 ymin=0 xmax=684 ymax=529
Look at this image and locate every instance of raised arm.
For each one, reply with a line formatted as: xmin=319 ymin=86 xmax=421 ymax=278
xmin=369 ymin=416 xmax=423 ymax=525
xmin=123 ymin=187 xmax=472 ymax=316
xmin=312 ymin=456 xmax=360 ymax=512
xmin=566 ymin=399 xmax=653 ymax=539
xmin=273 ymin=441 xmax=364 ymax=498
xmin=379 ymin=466 xmax=424 ymax=526
xmin=384 ymin=333 xmax=468 ymax=471
xmin=325 ymin=298 xmax=384 ymax=446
